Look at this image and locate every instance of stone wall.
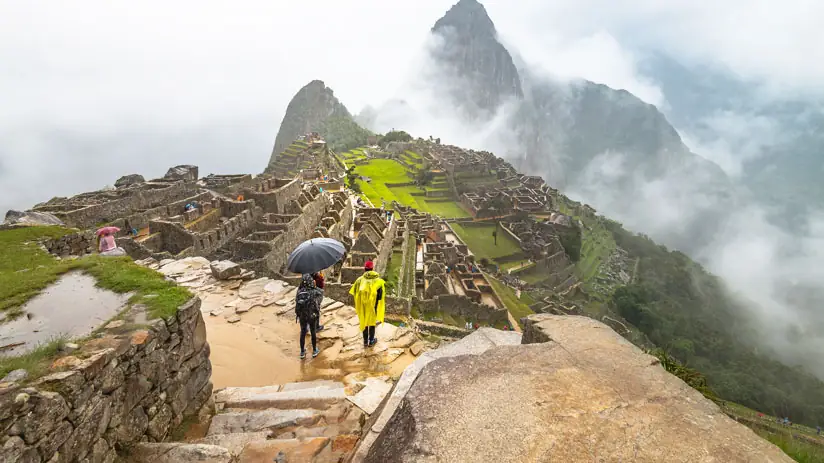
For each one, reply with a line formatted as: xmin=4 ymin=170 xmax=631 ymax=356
xmin=43 ymin=183 xmax=198 ymax=229
xmin=263 ymin=193 xmax=331 ymax=274
xmin=375 ymin=219 xmax=398 ymax=275
xmin=0 ymin=298 xmax=212 ymax=463
xmin=44 ymin=231 xmax=96 ymax=257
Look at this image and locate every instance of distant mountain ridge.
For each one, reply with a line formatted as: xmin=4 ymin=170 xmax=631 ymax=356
xmin=427 ymin=0 xmax=733 ymax=252
xmin=268 ymin=80 xmax=351 ymax=170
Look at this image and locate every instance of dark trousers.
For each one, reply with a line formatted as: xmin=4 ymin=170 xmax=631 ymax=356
xmin=300 ymin=320 xmax=317 ymax=352
xmin=362 ymin=326 xmax=376 ymax=345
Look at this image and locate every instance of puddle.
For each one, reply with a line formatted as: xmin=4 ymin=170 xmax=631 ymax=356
xmin=0 ymin=272 xmax=130 ymax=356
xmin=204 ymin=297 xmax=347 ymax=388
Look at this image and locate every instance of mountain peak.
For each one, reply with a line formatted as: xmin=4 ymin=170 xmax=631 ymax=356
xmin=267 ymin=80 xmax=350 ymax=170
xmin=429 ymin=0 xmax=522 ymax=116
xmin=432 ymin=0 xmax=496 ymax=38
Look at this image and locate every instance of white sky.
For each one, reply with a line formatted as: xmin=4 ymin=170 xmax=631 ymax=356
xmin=0 ymin=0 xmax=820 ymax=213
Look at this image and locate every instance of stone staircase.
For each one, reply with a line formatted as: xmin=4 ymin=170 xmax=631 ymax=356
xmin=127 ymin=375 xmax=394 ymax=462
xmin=124 ymin=256 xmax=427 ymax=462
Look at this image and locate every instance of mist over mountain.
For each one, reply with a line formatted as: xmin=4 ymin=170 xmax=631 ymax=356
xmin=641 ymin=53 xmax=824 ymax=226
xmin=358 ymin=0 xmax=824 ymax=379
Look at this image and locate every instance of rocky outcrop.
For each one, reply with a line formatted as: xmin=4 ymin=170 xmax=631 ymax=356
xmin=269 ymin=80 xmax=351 ymax=168
xmin=163 ymin=165 xmax=199 ymax=182
xmin=2 ymin=210 xmax=64 ymax=227
xmin=114 ymin=174 xmax=145 ymax=189
xmin=430 ymin=0 xmax=523 ymax=116
xmin=0 ymin=298 xmax=213 ymax=463
xmin=362 ymin=315 xmax=791 ymax=462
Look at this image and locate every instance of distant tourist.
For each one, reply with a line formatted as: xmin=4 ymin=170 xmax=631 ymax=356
xmin=349 ymin=260 xmax=386 ymax=348
xmin=295 ymin=274 xmax=322 ymax=359
xmin=98 ymin=229 xmax=126 ymax=256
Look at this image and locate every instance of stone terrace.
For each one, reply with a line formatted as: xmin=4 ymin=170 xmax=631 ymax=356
xmin=340 ymin=208 xmax=396 ymax=284
xmin=392 ymin=206 xmax=509 ymax=328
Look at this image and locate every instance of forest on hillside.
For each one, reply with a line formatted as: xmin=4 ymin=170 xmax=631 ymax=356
xmin=603 ymin=219 xmax=824 ymax=427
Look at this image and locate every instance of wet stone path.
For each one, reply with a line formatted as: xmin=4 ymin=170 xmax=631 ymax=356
xmin=129 ymin=256 xmax=429 ymax=463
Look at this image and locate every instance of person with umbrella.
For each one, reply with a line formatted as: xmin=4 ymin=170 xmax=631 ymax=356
xmin=295 ymin=274 xmax=322 ymax=359
xmin=287 ymin=238 xmax=346 ymax=352
xmin=349 ymin=260 xmax=385 ymax=347
xmin=96 ymin=226 xmax=126 ymax=256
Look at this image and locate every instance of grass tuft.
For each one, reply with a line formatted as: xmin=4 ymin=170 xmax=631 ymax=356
xmin=0 ymin=336 xmax=68 ymax=379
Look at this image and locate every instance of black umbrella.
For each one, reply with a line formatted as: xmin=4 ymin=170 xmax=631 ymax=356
xmin=287 ymin=238 xmax=346 ymax=274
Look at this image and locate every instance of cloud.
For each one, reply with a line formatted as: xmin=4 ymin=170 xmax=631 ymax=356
xmin=679 ymin=111 xmax=785 ymax=177
xmin=2 ymin=0 xmax=824 ymax=376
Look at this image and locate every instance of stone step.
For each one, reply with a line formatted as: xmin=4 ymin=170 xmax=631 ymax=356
xmin=207 ymin=409 xmax=322 ymax=435
xmin=237 ymin=437 xmax=331 ymax=463
xmin=195 ymin=432 xmax=272 ymax=457
xmin=123 ymin=443 xmax=232 ymax=463
xmin=214 ymin=382 xmax=348 ymax=410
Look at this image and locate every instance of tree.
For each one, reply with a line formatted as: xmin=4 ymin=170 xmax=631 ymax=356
xmin=379 ymin=130 xmax=413 ymax=145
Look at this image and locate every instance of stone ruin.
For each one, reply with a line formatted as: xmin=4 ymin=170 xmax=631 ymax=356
xmin=339 ymin=208 xmax=395 ymax=284
xmin=391 ymin=205 xmax=510 ymax=327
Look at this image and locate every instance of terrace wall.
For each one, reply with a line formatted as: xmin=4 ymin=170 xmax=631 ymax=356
xmin=0 ymin=298 xmax=212 ymax=462
xmin=41 ymin=183 xmax=198 ymax=229
xmin=262 ymin=193 xmax=332 ymax=274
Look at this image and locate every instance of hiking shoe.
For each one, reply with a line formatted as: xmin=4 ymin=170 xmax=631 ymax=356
xmin=369 ymin=338 xmax=378 ymax=347
xmin=312 ymin=347 xmax=320 ymax=358
xmin=317 ymin=325 xmax=324 ymax=332
xmin=299 ymin=350 xmax=306 ymax=360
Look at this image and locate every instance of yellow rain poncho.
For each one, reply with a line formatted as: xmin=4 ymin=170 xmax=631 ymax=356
xmin=349 ymin=270 xmax=386 ymax=331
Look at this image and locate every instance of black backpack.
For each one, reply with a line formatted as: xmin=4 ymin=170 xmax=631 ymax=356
xmin=295 ymin=288 xmax=318 ymax=323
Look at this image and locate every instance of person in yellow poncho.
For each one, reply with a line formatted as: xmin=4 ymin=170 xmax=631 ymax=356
xmin=349 ymin=260 xmax=386 ymax=347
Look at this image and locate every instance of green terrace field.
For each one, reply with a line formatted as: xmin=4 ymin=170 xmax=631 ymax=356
xmin=340 ymin=151 xmax=471 ymax=218
xmin=449 ymin=222 xmax=523 ymax=267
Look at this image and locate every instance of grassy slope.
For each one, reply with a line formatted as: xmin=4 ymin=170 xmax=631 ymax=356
xmin=342 ymin=153 xmax=470 ymax=218
xmin=488 ymin=276 xmax=535 ymax=328
xmin=0 ymin=226 xmax=192 ymax=379
xmin=450 ymin=223 xmax=521 ymax=261
xmin=0 ymin=226 xmax=191 ymax=324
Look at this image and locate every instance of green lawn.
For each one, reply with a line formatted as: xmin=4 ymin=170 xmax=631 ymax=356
xmin=346 ymin=158 xmax=470 ymax=218
xmin=450 ymin=223 xmax=522 ymax=261
xmin=0 ymin=226 xmax=191 ymax=324
xmin=488 ymin=276 xmax=534 ymax=328
xmin=0 ymin=226 xmax=192 ymax=380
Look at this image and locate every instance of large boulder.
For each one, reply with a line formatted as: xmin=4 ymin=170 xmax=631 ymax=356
xmin=114 ymin=174 xmax=145 ymax=188
xmin=364 ymin=315 xmax=792 ymax=463
xmin=163 ymin=165 xmax=199 ymax=182
xmin=210 ymin=260 xmax=242 ymax=280
xmin=3 ymin=210 xmax=64 ymax=226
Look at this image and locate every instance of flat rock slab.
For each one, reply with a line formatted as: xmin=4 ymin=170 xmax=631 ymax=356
xmin=238 ymin=437 xmax=329 ymax=463
xmin=322 ymin=301 xmax=344 ymax=313
xmin=216 ymin=385 xmax=348 ymax=410
xmin=363 ymin=316 xmax=793 ymax=463
xmin=347 ymin=377 xmax=393 ymax=415
xmin=159 ymin=257 xmax=210 ymax=276
xmin=375 ymin=323 xmax=398 ymax=341
xmin=207 ymin=409 xmax=320 ymax=435
xmin=238 ymin=278 xmax=273 ymax=299
xmin=125 ymin=443 xmax=232 ymax=463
